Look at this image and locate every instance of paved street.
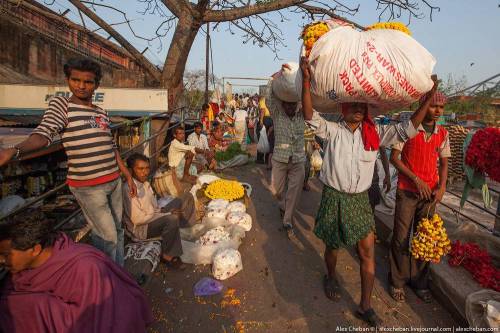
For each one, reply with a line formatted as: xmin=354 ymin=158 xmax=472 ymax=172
xmin=145 ymin=153 xmax=457 ymax=333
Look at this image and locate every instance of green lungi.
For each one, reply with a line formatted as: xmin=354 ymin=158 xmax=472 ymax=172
xmin=314 ymin=185 xmax=375 ymax=249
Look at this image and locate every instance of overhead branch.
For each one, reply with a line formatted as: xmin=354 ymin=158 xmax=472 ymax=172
xmin=161 ymin=0 xmax=190 ymax=17
xmin=67 ymin=0 xmax=161 ymax=82
xmin=203 ymin=0 xmax=308 ymax=22
xmin=375 ymin=0 xmax=440 ymax=23
xmin=296 ymin=3 xmax=365 ymax=30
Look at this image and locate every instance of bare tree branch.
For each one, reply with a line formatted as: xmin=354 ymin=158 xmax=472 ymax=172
xmin=160 ymin=0 xmax=190 ymax=17
xmin=375 ymin=0 xmax=439 ymax=23
xmin=295 ymin=3 xmax=365 ymax=30
xmin=204 ymin=0 xmax=308 ymax=22
xmin=67 ymin=0 xmax=161 ymax=82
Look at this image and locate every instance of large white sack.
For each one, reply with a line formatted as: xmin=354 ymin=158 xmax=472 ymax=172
xmin=180 ymin=224 xmax=245 ymax=265
xmin=307 ymin=26 xmax=436 ymax=112
xmin=271 ymin=62 xmax=302 ymax=103
xmin=227 ymin=211 xmax=252 ymax=232
xmin=212 ymin=248 xmax=243 ymax=280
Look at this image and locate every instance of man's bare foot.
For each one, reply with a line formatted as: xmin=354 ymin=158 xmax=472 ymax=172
xmin=181 ymin=175 xmax=197 ymax=185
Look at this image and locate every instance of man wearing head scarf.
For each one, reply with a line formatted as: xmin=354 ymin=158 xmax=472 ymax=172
xmin=388 ymin=91 xmax=450 ymax=304
xmin=0 ymin=210 xmax=152 ymax=333
xmin=300 ymin=57 xmax=439 ymax=327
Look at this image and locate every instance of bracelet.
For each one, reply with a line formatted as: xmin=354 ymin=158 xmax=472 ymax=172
xmin=7 ymin=145 xmax=21 ymax=159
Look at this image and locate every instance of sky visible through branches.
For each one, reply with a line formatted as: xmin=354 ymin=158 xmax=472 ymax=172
xmin=42 ymin=0 xmax=500 ymax=93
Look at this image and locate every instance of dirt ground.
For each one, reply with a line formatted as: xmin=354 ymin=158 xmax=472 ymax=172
xmin=143 ymin=148 xmax=458 ymax=333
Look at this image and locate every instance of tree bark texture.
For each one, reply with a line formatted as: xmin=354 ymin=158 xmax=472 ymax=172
xmin=161 ymin=15 xmax=201 ymax=107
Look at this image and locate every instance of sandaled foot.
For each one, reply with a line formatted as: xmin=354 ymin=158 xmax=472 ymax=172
xmin=163 ymin=257 xmax=186 ymax=270
xmin=356 ymin=308 xmax=383 ymax=328
xmin=413 ymin=288 xmax=432 ymax=303
xmin=283 ymin=224 xmax=295 ymax=239
xmin=390 ymin=285 xmax=406 ymax=303
xmin=323 ymin=275 xmax=341 ymax=301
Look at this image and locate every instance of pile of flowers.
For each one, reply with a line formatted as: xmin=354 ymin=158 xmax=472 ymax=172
xmin=205 ymin=179 xmax=245 ymax=201
xmin=411 ymin=214 xmax=451 ymax=263
xmin=366 ymin=22 xmax=411 ymax=36
xmin=465 ymin=127 xmax=500 ymax=182
xmin=448 ymin=240 xmax=500 ymax=291
xmin=301 ymin=22 xmax=329 ymax=57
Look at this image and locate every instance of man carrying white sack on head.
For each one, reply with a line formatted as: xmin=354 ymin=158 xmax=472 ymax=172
xmin=300 ymin=56 xmax=439 ymax=327
xmin=267 ymin=68 xmax=307 ymax=240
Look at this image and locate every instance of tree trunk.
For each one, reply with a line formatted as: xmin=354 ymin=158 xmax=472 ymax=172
xmin=161 ymin=15 xmax=201 ymax=108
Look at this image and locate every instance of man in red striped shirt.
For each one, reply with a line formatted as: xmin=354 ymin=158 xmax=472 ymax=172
xmin=388 ymin=92 xmax=450 ymax=303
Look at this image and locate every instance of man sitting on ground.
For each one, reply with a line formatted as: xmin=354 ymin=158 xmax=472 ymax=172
xmin=168 ymin=126 xmax=208 ymax=184
xmin=0 ymin=210 xmax=152 ymax=333
xmin=123 ymin=153 xmax=191 ymax=268
xmin=187 ymin=122 xmax=216 ymax=170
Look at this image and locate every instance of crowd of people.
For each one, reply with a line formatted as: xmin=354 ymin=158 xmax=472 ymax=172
xmin=0 ymin=55 xmax=451 ymax=331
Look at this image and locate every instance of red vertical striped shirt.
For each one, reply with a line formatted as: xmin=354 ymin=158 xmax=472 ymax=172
xmin=395 ymin=125 xmax=451 ymax=193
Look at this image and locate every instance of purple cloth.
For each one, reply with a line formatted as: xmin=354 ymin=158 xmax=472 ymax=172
xmin=0 ymin=233 xmax=153 ymax=333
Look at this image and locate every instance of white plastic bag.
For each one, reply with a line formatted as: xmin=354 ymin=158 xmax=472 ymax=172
xmin=310 ymin=150 xmax=323 ymax=171
xmin=257 ymin=127 xmax=270 ymax=154
xmin=271 ymin=62 xmax=302 ymax=102
xmin=227 ymin=201 xmax=246 ymax=214
xmin=212 ymin=248 xmax=243 ymax=280
xmin=227 ymin=211 xmax=252 ymax=232
xmin=207 ymin=199 xmax=229 ymax=210
xmin=305 ymin=25 xmax=436 ymax=112
xmin=180 ymin=224 xmax=245 ymax=265
xmin=206 ymin=208 xmax=228 ymax=219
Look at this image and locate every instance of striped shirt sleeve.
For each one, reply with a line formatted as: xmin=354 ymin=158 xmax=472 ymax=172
xmin=32 ymin=96 xmax=68 ymax=145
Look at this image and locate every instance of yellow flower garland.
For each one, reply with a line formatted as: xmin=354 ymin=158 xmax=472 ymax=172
xmin=366 ymin=22 xmax=412 ymax=36
xmin=205 ymin=179 xmax=245 ymax=201
xmin=301 ymin=22 xmax=330 ymax=57
xmin=410 ymin=214 xmax=451 ymax=263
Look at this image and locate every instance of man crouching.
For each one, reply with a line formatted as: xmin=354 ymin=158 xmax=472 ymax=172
xmin=0 ymin=209 xmax=152 ymax=333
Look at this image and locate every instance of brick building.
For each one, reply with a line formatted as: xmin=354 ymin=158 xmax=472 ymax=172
xmin=0 ymin=0 xmax=158 ymax=87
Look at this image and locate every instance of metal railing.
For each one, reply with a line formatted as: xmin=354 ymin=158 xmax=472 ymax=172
xmin=0 ymin=107 xmax=186 ymax=224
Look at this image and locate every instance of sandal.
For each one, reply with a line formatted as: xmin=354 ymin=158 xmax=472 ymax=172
xmin=390 ymin=285 xmax=406 ymax=303
xmin=283 ymin=224 xmax=295 ymax=239
xmin=163 ymin=257 xmax=186 ymax=270
xmin=413 ymin=288 xmax=432 ymax=303
xmin=323 ymin=275 xmax=341 ymax=301
xmin=356 ymin=308 xmax=383 ymax=328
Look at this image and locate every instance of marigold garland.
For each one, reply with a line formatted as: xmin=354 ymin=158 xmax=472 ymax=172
xmin=410 ymin=214 xmax=451 ymax=263
xmin=465 ymin=127 xmax=500 ymax=182
xmin=300 ymin=22 xmax=330 ymax=57
xmin=205 ymin=179 xmax=245 ymax=201
xmin=366 ymin=22 xmax=412 ymax=36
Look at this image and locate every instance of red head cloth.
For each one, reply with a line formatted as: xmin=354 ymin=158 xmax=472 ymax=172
xmin=341 ymin=103 xmax=380 ymax=151
xmin=419 ymin=91 xmax=448 ymax=106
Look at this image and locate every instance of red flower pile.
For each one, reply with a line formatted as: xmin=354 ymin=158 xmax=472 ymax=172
xmin=465 ymin=127 xmax=500 ymax=182
xmin=448 ymin=240 xmax=500 ymax=291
